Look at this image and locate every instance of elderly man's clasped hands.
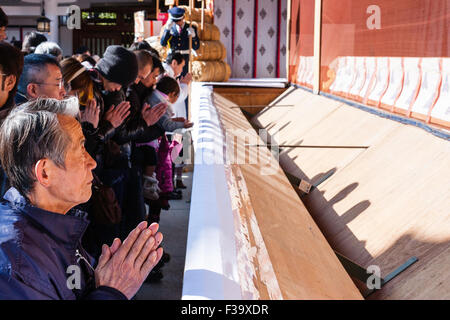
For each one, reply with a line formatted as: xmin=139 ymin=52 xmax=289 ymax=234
xmin=95 ymin=221 xmax=163 ymax=299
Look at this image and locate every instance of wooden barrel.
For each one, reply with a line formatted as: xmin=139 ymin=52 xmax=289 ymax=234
xmin=189 ymin=21 xmax=220 ymax=41
xmin=211 ymin=25 xmax=221 ymax=41
xmin=221 ymin=44 xmax=227 ymax=61
xmin=149 ymin=41 xmax=167 ymax=60
xmin=150 ymin=38 xmax=226 ymax=63
xmin=225 ymin=62 xmax=231 ymax=81
xmin=195 ymin=41 xmax=208 ymax=61
xmin=192 ymin=61 xmax=231 ymax=82
xmin=179 ymin=6 xmax=213 ymax=24
xmin=194 ymin=41 xmax=226 ymax=61
xmin=215 ymin=60 xmax=227 ymax=81
xmin=210 ymin=41 xmax=222 ymax=60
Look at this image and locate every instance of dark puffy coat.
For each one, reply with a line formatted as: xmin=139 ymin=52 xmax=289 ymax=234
xmin=0 ymin=188 xmax=127 ymax=300
xmin=0 ymin=97 xmax=15 ymax=197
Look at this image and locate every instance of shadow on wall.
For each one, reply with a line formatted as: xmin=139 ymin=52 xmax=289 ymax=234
xmin=268 ymin=143 xmax=450 ymax=299
xmin=366 ymin=234 xmax=450 ymax=300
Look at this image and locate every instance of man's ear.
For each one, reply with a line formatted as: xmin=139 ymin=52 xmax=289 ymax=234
xmin=27 ymin=83 xmax=39 ymax=99
xmin=34 ymin=159 xmax=51 ymax=187
xmin=4 ymin=75 xmax=16 ymax=92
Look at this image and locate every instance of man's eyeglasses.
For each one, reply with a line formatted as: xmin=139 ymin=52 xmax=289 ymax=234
xmin=34 ymin=80 xmax=64 ymax=89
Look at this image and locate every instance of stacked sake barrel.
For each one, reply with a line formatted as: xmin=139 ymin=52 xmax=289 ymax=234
xmin=179 ymin=5 xmax=213 ymax=24
xmin=178 ymin=6 xmax=231 ymax=82
xmin=150 ymin=39 xmax=167 ymax=59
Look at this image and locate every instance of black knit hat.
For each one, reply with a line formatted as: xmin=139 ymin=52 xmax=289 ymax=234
xmin=96 ymin=45 xmax=138 ymax=88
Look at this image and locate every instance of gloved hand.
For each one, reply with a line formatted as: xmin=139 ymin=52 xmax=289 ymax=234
xmin=187 ymin=27 xmax=195 ymax=37
xmin=166 ymin=19 xmax=175 ymax=30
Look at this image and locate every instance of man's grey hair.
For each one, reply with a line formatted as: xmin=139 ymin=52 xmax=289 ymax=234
xmin=13 ymin=96 xmax=80 ymax=118
xmin=0 ymin=97 xmax=80 ymax=196
xmin=34 ymin=41 xmax=63 ymax=60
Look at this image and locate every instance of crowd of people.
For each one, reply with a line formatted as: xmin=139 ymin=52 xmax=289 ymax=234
xmin=0 ymin=6 xmax=197 ymax=299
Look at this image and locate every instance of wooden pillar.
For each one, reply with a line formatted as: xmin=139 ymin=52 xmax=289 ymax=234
xmin=313 ymin=0 xmax=322 ymax=94
xmin=201 ymin=0 xmax=205 ymax=31
xmin=286 ymin=0 xmax=292 ymax=82
xmin=188 ymin=0 xmax=194 ymax=121
xmin=188 ymin=0 xmax=193 ymax=74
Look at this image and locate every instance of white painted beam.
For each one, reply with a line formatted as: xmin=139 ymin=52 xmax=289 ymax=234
xmin=22 ymin=0 xmax=76 ymax=3
xmin=2 ymin=6 xmax=41 ymax=16
xmin=313 ymin=0 xmax=322 ymax=94
xmin=182 ymin=83 xmax=242 ymax=300
xmin=2 ymin=5 xmax=71 ymax=16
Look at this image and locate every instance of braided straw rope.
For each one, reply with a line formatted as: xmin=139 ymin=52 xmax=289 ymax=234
xmin=194 ymin=41 xmax=226 ymax=61
xmin=192 ymin=60 xmax=231 ymax=82
xmin=151 ymin=5 xmax=231 ymax=83
xmin=178 ymin=5 xmax=213 ymax=24
xmin=188 ymin=21 xmax=220 ymax=41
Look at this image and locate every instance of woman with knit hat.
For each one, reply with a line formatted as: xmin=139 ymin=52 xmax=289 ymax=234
xmin=88 ymin=45 xmax=168 ymax=252
xmin=61 ymin=57 xmax=129 ymax=158
xmin=61 ymin=56 xmax=132 ymax=259
xmin=62 ymin=52 xmax=136 ymax=259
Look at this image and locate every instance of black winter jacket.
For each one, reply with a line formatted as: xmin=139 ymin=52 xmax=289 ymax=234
xmin=0 ymin=97 xmax=15 ymax=197
xmin=104 ymin=86 xmax=164 ymax=146
xmin=0 ymin=188 xmax=127 ymax=300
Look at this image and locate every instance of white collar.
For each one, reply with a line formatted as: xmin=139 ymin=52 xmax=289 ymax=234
xmin=163 ymin=62 xmax=176 ymax=79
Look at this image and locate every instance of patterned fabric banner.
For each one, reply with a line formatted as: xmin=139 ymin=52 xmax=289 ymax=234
xmin=214 ymin=0 xmax=288 ymax=79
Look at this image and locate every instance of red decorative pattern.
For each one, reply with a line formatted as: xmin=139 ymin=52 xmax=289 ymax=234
xmin=232 ymin=0 xmax=236 ymax=63
xmin=253 ymin=0 xmax=258 ymax=78
xmin=276 ymin=0 xmax=281 ymax=78
xmin=214 ymin=0 xmax=287 ymax=79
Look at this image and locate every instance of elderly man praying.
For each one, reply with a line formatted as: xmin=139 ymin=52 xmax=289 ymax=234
xmin=0 ymin=98 xmax=163 ymax=300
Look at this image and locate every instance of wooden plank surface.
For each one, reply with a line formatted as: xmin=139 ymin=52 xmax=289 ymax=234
xmin=251 ymin=87 xmax=313 ymax=129
xmin=213 ymin=87 xmax=286 ymax=115
xmin=212 ymin=91 xmax=363 ymax=300
xmin=252 ymin=87 xmax=450 ymax=299
xmin=252 ymin=90 xmax=343 ymax=147
xmin=277 ymin=105 xmax=400 ymax=184
xmin=370 ymin=244 xmax=450 ymax=300
xmin=304 ymin=124 xmax=450 ymax=300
